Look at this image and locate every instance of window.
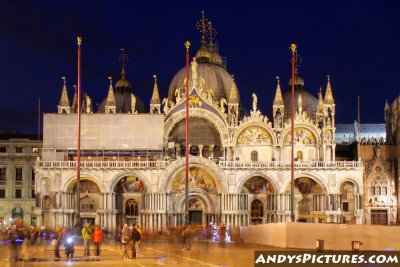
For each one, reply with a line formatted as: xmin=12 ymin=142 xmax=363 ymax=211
xmin=16 ymin=147 xmax=23 ymax=153
xmin=0 ymin=168 xmax=5 ymax=180
xmin=342 ymin=202 xmax=349 ymax=212
xmin=0 ymin=189 xmax=5 ymax=198
xmin=31 ymin=170 xmax=35 ymax=183
xmin=0 ymin=147 xmax=6 ymax=153
xmin=16 ymin=168 xmax=23 ymax=181
xmin=32 ymin=147 xmax=38 ymax=153
xmin=15 ymin=189 xmax=22 ymax=198
xmin=251 ymin=151 xmax=258 ymax=162
xmin=31 ymin=190 xmax=36 ymax=198
xmin=125 ymin=199 xmax=139 ymax=216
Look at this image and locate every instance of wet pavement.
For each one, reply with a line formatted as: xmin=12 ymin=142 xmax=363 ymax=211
xmin=0 ymin=239 xmax=292 ymax=267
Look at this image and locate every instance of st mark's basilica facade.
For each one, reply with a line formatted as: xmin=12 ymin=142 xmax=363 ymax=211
xmin=33 ymin=16 xmax=396 ymax=232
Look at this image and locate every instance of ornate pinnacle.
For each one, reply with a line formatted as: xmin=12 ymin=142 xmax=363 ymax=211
xmin=290 ymin=43 xmax=297 ymax=54
xmin=196 ymin=10 xmax=208 ymax=44
xmin=207 ymin=21 xmax=217 ymax=49
xmin=119 ymin=48 xmax=129 ymax=69
xmin=77 ymin=36 xmax=82 ymax=46
xmin=184 ymin=41 xmax=191 ymax=51
xmin=276 ymin=75 xmax=280 ymax=84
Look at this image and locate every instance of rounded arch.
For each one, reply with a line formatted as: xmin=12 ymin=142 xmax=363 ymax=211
xmin=236 ymin=171 xmax=278 ymax=194
xmin=234 ymin=121 xmax=277 ymax=146
xmin=281 ymin=125 xmax=321 ymax=146
xmin=110 ymin=171 xmax=152 ymax=193
xmin=159 ymin=157 xmax=228 ymax=193
xmin=42 ymin=195 xmax=53 ymax=210
xmin=280 ymin=172 xmax=328 ymax=194
xmin=175 ymin=190 xmax=215 ymax=213
xmin=37 ymin=176 xmax=52 ymax=194
xmin=164 ymin=109 xmax=229 ymax=146
xmin=63 ymin=172 xmax=104 ymax=192
xmin=335 ymin=178 xmax=361 ymax=194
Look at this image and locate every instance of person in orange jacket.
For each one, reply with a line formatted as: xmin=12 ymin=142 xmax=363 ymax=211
xmin=92 ymin=225 xmax=104 ymax=256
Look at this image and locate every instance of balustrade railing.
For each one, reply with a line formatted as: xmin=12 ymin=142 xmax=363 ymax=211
xmin=37 ymin=160 xmax=170 ymax=169
xmin=218 ymin=160 xmax=363 ymax=169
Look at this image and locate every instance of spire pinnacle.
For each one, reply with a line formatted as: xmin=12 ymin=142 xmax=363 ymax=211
xmin=151 ymin=74 xmax=160 ymax=105
xmin=58 ymin=76 xmax=70 ymax=107
xmin=116 ymin=49 xmax=132 ymax=90
xmin=273 ymin=75 xmax=284 ymax=106
xmin=106 ymin=76 xmax=116 ymax=107
xmin=229 ymin=80 xmax=239 ymax=104
xmin=318 ymin=86 xmax=324 ymax=113
xmin=207 ymin=21 xmax=217 ymax=51
xmin=324 ymin=74 xmax=334 ymax=104
xmin=196 ymin=10 xmax=208 ymax=45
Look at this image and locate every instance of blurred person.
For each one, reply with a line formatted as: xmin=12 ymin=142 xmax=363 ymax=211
xmin=54 ymin=226 xmax=64 ymax=258
xmin=181 ymin=226 xmax=191 ymax=250
xmin=135 ymin=225 xmax=143 ymax=256
xmin=131 ymin=224 xmax=141 ymax=259
xmin=82 ymin=223 xmax=93 ymax=256
xmin=218 ymin=222 xmax=226 ymax=248
xmin=30 ymin=225 xmax=39 ymax=245
xmin=93 ymin=225 xmax=104 ymax=256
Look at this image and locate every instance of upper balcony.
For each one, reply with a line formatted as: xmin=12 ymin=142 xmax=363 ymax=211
xmin=36 ymin=158 xmax=363 ymax=172
xmin=218 ymin=160 xmax=363 ymax=170
xmin=36 ymin=160 xmax=170 ymax=170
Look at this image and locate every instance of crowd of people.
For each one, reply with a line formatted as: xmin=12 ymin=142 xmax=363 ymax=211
xmin=3 ymin=219 xmax=236 ymax=265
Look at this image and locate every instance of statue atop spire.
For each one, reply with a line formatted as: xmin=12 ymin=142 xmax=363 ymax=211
xmin=58 ymin=76 xmax=71 ymax=114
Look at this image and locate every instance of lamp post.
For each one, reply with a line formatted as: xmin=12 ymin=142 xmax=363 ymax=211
xmin=76 ymin=36 xmax=82 ymax=228
xmin=290 ymin=43 xmax=297 ymax=223
xmin=184 ymin=40 xmax=190 ymax=227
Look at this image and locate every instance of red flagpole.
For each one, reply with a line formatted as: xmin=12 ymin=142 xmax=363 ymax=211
xmin=184 ymin=41 xmax=190 ymax=227
xmin=290 ymin=43 xmax=297 ymax=222
xmin=76 ymin=36 xmax=82 ymax=227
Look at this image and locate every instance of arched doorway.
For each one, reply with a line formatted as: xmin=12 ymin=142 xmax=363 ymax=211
xmin=114 ymin=175 xmax=147 ymax=226
xmin=340 ymin=181 xmax=356 ymax=223
xmin=72 ymin=180 xmax=100 ymax=227
xmin=188 ymin=197 xmax=205 ymax=225
xmin=285 ymin=177 xmax=324 ymax=222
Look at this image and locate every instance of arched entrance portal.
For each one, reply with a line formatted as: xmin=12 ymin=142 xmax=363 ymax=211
xmin=72 ymin=180 xmax=100 ymax=227
xmin=114 ymin=175 xmax=147 ymax=227
xmin=285 ymin=177 xmax=324 ymax=222
xmin=168 ymin=166 xmax=220 ymax=227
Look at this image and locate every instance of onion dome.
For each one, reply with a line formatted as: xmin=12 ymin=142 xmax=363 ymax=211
xmin=168 ymin=62 xmax=240 ymax=103
xmin=283 ymin=71 xmax=317 ymax=118
xmin=115 ymin=67 xmax=132 ymax=91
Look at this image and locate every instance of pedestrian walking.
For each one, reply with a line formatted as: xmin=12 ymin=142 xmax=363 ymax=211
xmin=219 ymin=222 xmax=226 ymax=248
xmin=181 ymin=226 xmax=191 ymax=250
xmin=54 ymin=226 xmax=63 ymax=258
xmin=121 ymin=224 xmax=131 ymax=259
xmin=82 ymin=223 xmax=93 ymax=256
xmin=93 ymin=225 xmax=104 ymax=256
xmin=131 ymin=224 xmax=142 ymax=259
xmin=135 ymin=225 xmax=143 ymax=256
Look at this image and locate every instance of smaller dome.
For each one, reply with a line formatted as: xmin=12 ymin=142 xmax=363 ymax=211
xmin=115 ymin=68 xmax=132 ymax=90
xmin=209 ymin=51 xmax=222 ymax=65
xmin=288 ymin=69 xmax=304 ymax=86
xmin=283 ymin=88 xmax=318 ymax=118
xmin=196 ymin=44 xmax=211 ymax=62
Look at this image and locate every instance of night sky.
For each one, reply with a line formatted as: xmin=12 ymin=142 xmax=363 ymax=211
xmin=0 ymin=0 xmax=399 ymax=134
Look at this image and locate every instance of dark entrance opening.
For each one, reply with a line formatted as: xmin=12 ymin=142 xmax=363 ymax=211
xmin=189 ymin=210 xmax=202 ymax=224
xmin=371 ymin=210 xmax=387 ymax=225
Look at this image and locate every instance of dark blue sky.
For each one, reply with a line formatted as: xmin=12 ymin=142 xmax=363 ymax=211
xmin=0 ymin=0 xmax=399 ymax=133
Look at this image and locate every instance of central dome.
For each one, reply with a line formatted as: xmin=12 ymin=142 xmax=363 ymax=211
xmin=168 ymin=62 xmax=240 ymax=103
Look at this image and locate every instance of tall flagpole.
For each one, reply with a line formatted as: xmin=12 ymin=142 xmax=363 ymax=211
xmin=76 ymin=36 xmax=82 ymax=227
xmin=184 ymin=41 xmax=190 ymax=227
xmin=290 ymin=43 xmax=297 ymax=222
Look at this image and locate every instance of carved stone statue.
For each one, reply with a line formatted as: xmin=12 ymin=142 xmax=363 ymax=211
xmin=191 ymin=57 xmax=198 ymax=82
xmin=220 ymin=98 xmax=227 ymax=112
xmin=131 ymin=93 xmax=136 ymax=113
xmin=85 ymin=95 xmax=92 ymax=114
xmin=162 ymin=98 xmax=169 ymax=114
xmin=252 ymin=93 xmax=258 ymax=111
